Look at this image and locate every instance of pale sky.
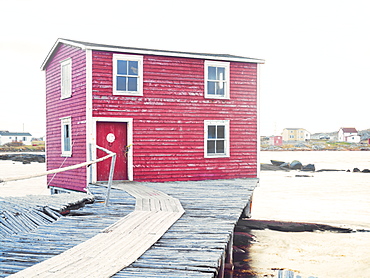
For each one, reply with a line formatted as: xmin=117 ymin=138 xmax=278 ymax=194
xmin=1 ymin=0 xmax=369 ymax=137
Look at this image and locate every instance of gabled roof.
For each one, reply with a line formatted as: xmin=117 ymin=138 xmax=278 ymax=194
xmin=0 ymin=131 xmax=32 ymax=136
xmin=340 ymin=127 xmax=358 ymax=133
xmin=41 ymin=38 xmax=265 ymax=70
xmin=284 ymin=128 xmax=309 ymax=131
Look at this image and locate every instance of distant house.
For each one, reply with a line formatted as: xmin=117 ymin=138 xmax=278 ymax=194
xmin=282 ymin=128 xmax=310 ymax=142
xmin=269 ymin=136 xmax=283 ymax=146
xmin=0 ymin=131 xmax=33 ymax=146
xmin=338 ymin=128 xmax=360 ymax=143
xmin=41 ymin=38 xmax=264 ymax=192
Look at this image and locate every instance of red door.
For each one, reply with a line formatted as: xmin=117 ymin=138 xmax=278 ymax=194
xmin=96 ymin=122 xmax=128 ymax=181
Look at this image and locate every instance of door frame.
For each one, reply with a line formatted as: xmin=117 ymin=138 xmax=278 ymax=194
xmin=91 ymin=117 xmax=133 ymax=183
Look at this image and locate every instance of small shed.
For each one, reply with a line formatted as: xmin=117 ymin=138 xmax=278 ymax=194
xmin=269 ymin=135 xmax=283 ymax=146
xmin=41 ymin=39 xmax=264 ymax=192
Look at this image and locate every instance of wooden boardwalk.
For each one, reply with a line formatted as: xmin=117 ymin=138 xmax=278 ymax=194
xmin=114 ymin=179 xmax=258 ymax=277
xmin=9 ymin=183 xmax=185 ymax=278
xmin=0 ymin=193 xmax=94 ymax=237
xmin=4 ymin=178 xmax=258 ymax=277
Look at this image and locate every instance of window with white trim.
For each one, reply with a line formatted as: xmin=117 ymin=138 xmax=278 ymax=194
xmin=61 ymin=58 xmax=72 ymax=99
xmin=204 ymin=61 xmax=230 ymax=99
xmin=113 ymin=54 xmax=143 ymax=96
xmin=61 ymin=117 xmax=72 ymax=157
xmin=204 ymin=120 xmax=230 ymax=158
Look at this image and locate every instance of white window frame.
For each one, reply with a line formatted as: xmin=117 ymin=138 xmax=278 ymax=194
xmin=61 ymin=116 xmax=72 ymax=157
xmin=204 ymin=60 xmax=230 ymax=99
xmin=113 ymin=54 xmax=143 ymax=96
xmin=204 ymin=120 xmax=230 ymax=158
xmin=60 ymin=58 xmax=72 ymax=99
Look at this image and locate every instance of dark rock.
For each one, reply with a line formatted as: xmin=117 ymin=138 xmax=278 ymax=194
xmin=267 ymin=223 xmax=315 ymax=232
xmin=362 ymin=169 xmax=370 ymax=173
xmin=271 ymin=160 xmax=285 ymax=166
xmin=237 ymin=219 xmax=265 ymax=230
xmin=316 ymin=169 xmax=346 ymax=172
xmin=237 ymin=219 xmax=353 ymax=233
xmin=353 ymin=168 xmax=361 ymax=172
xmin=234 ymin=231 xmax=254 ymax=246
xmin=290 ymin=160 xmax=302 ymax=170
xmin=0 ymin=154 xmax=45 ymax=163
xmin=260 ymin=164 xmax=290 ymax=171
xmin=0 ymin=154 xmax=16 ymax=160
xmin=301 ymin=164 xmax=315 ymax=171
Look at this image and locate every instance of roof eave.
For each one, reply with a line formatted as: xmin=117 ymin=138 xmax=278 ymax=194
xmin=41 ymin=39 xmax=87 ymax=71
xmin=41 ymin=39 xmax=264 ymax=70
xmin=83 ymin=45 xmax=265 ymax=64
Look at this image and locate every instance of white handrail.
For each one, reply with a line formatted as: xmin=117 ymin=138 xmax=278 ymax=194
xmin=0 ymin=145 xmax=117 ymax=206
xmin=0 ymin=153 xmax=112 ymax=183
xmin=96 ymin=145 xmax=116 ymax=206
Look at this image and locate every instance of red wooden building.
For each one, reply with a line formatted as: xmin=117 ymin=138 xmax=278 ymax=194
xmin=269 ymin=136 xmax=283 ymax=146
xmin=41 ymin=38 xmax=264 ymax=192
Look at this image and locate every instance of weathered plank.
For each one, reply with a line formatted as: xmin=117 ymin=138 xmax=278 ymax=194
xmin=115 ymin=178 xmax=257 ymax=276
xmin=2 ymin=178 xmax=258 ymax=277
xmin=8 ymin=182 xmax=184 ymax=278
xmin=0 ymin=193 xmax=94 ymax=238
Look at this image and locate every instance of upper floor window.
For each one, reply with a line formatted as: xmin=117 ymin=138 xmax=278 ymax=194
xmin=113 ymin=54 xmax=143 ymax=96
xmin=61 ymin=58 xmax=72 ymax=99
xmin=61 ymin=116 xmax=72 ymax=157
xmin=204 ymin=120 xmax=230 ymax=158
xmin=204 ymin=61 xmax=230 ymax=99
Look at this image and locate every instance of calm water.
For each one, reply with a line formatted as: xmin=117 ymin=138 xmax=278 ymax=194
xmin=257 ymin=151 xmax=370 ymax=228
xmin=251 ymin=151 xmax=370 ymax=277
xmin=0 ymin=155 xmax=48 ymax=197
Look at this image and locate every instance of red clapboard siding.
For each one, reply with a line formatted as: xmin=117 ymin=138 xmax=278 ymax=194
xmin=45 ymin=44 xmax=87 ymax=191
xmin=92 ymin=51 xmax=258 ymax=182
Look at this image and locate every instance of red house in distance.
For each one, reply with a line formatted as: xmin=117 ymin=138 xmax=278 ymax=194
xmin=42 ymin=39 xmax=264 ymax=192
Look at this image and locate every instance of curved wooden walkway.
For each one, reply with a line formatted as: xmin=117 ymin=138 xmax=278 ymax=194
xmin=10 ymin=183 xmax=185 ymax=278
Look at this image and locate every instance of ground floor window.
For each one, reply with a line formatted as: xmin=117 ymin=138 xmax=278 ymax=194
xmin=204 ymin=120 xmax=230 ymax=158
xmin=61 ymin=116 xmax=72 ymax=157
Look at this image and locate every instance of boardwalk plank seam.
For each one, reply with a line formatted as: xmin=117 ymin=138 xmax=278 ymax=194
xmin=9 ymin=183 xmax=185 ymax=278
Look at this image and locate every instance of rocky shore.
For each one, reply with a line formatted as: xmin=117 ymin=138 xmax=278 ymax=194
xmin=261 ymin=139 xmax=370 ymax=151
xmin=0 ymin=153 xmax=45 ymax=164
xmin=261 ymin=159 xmax=370 ymax=173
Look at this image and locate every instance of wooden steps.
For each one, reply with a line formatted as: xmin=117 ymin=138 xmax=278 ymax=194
xmin=9 ymin=183 xmax=184 ymax=278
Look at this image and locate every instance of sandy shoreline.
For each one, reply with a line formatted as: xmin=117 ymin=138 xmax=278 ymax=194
xmin=249 ymin=151 xmax=370 ymax=277
xmin=0 ymin=160 xmax=49 ymax=197
xmin=1 ymin=151 xmax=370 ymax=277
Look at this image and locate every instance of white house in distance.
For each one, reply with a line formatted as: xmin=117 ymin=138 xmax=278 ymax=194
xmin=282 ymin=128 xmax=310 ymax=142
xmin=0 ymin=131 xmax=33 ymax=146
xmin=338 ymin=127 xmax=361 ymax=143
